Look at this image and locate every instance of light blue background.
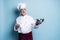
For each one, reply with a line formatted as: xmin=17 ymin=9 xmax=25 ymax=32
xmin=0 ymin=0 xmax=60 ymax=40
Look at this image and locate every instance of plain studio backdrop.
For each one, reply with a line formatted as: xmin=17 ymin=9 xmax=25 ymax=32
xmin=0 ymin=0 xmax=60 ymax=40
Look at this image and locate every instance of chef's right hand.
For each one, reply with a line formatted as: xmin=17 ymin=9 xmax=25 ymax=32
xmin=15 ymin=24 xmax=20 ymax=29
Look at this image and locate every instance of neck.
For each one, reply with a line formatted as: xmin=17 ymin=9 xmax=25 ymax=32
xmin=21 ymin=14 xmax=26 ymax=16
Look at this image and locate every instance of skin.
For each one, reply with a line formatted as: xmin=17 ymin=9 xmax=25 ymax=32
xmin=15 ymin=23 xmax=20 ymax=29
xmin=20 ymin=8 xmax=26 ymax=16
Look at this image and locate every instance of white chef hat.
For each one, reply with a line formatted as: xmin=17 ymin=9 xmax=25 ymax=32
xmin=17 ymin=3 xmax=26 ymax=10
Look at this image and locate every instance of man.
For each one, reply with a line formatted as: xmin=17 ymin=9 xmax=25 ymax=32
xmin=14 ymin=3 xmax=44 ymax=40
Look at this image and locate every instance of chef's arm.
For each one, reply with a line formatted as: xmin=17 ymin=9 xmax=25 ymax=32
xmin=14 ymin=23 xmax=20 ymax=31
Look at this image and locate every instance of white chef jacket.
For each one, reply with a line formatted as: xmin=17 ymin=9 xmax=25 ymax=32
xmin=14 ymin=15 xmax=36 ymax=34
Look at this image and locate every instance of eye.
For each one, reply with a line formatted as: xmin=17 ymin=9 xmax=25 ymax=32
xmin=21 ymin=9 xmax=23 ymax=10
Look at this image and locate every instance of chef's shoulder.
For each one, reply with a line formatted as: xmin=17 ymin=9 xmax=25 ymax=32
xmin=27 ymin=15 xmax=33 ymax=19
xmin=16 ymin=16 xmax=21 ymax=21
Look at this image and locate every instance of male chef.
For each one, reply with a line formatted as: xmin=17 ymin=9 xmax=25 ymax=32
xmin=14 ymin=3 xmax=44 ymax=40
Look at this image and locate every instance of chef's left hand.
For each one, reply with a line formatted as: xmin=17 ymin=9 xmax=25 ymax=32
xmin=35 ymin=18 xmax=44 ymax=25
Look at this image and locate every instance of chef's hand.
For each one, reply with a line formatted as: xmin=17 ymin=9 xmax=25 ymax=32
xmin=36 ymin=18 xmax=44 ymax=25
xmin=15 ymin=24 xmax=20 ymax=29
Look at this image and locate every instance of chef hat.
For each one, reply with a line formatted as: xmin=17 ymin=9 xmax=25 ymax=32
xmin=17 ymin=3 xmax=26 ymax=10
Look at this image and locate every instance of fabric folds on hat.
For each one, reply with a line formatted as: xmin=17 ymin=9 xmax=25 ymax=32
xmin=17 ymin=3 xmax=26 ymax=10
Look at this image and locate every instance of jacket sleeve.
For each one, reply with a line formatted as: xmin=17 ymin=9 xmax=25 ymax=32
xmin=31 ymin=17 xmax=39 ymax=29
xmin=14 ymin=17 xmax=19 ymax=31
xmin=14 ymin=25 xmax=18 ymax=31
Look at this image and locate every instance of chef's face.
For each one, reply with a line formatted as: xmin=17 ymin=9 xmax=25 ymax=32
xmin=20 ymin=8 xmax=26 ymax=16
